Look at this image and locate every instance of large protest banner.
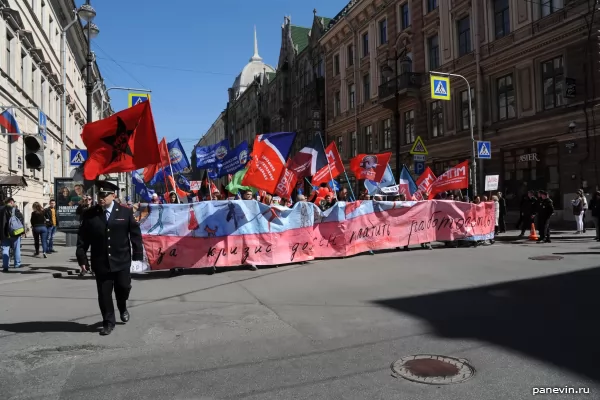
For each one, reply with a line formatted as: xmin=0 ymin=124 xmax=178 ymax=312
xmin=135 ymin=200 xmax=494 ymax=271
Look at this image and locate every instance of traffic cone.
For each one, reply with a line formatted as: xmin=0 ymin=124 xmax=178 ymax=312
xmin=528 ymin=222 xmax=539 ymax=241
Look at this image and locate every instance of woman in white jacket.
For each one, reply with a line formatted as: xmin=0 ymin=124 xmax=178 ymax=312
xmin=492 ymin=195 xmax=500 ymax=235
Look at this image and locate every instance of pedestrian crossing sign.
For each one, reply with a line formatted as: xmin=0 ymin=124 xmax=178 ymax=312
xmin=69 ymin=149 xmax=88 ymax=166
xmin=477 ymin=141 xmax=492 ymax=159
xmin=128 ymin=93 xmax=151 ymax=108
xmin=409 ymin=136 xmax=428 ymax=155
xmin=430 ymin=76 xmax=450 ymax=100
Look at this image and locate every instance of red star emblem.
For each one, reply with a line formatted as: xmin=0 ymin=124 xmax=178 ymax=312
xmin=101 ymin=116 xmax=136 ymax=163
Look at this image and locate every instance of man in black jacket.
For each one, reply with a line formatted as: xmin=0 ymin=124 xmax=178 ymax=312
xmin=518 ymin=190 xmax=538 ymax=237
xmin=76 ymin=180 xmax=143 ymax=335
xmin=536 ymin=190 xmax=555 ymax=243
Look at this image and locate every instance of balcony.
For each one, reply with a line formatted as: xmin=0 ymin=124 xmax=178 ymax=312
xmin=378 ymin=72 xmax=422 ymax=104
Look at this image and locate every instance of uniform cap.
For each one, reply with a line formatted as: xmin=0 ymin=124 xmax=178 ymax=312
xmin=95 ymin=180 xmax=119 ymax=194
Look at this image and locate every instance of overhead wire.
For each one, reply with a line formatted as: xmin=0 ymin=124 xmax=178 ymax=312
xmin=92 ymin=40 xmax=148 ymax=88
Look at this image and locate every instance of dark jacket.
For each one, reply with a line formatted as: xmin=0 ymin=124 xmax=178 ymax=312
xmin=0 ymin=206 xmax=24 ymax=240
xmin=521 ymin=195 xmax=538 ymax=216
xmin=43 ymin=207 xmax=56 ymax=227
xmin=538 ymin=198 xmax=555 ymax=220
xmin=30 ymin=211 xmax=46 ymax=227
xmin=76 ymin=202 xmax=143 ymax=275
xmin=590 ymin=197 xmax=600 ymax=218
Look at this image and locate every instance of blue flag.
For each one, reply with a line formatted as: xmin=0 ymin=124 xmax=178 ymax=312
xmin=168 ymin=139 xmax=190 ymax=173
xmin=216 ymin=141 xmax=249 ymax=178
xmin=132 ymin=171 xmax=155 ymax=202
xmin=176 ymin=174 xmax=191 ymax=191
xmin=365 ymin=164 xmax=396 ymax=195
xmin=398 ymin=165 xmax=418 ymax=197
xmin=207 ymin=168 xmax=218 ymax=180
xmin=195 ymin=139 xmax=229 ymax=168
xmin=147 ymin=166 xmax=172 ymax=186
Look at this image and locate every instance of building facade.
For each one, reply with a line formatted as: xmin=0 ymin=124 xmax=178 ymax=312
xmin=0 ymin=0 xmax=111 ymax=221
xmin=322 ymin=0 xmax=600 ymax=209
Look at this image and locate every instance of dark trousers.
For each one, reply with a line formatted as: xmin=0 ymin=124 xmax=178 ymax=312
xmin=499 ymin=213 xmax=506 ymax=233
xmin=95 ymin=269 xmax=131 ymax=327
xmin=520 ymin=216 xmax=534 ymax=234
xmin=538 ymin=218 xmax=551 ymax=241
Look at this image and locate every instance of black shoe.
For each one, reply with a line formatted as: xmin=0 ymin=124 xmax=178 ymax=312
xmin=120 ymin=310 xmax=130 ymax=323
xmin=99 ymin=325 xmax=114 ymax=336
xmin=545 ymin=239 xmax=552 ymax=243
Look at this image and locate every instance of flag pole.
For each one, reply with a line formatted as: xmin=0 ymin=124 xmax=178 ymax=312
xmin=342 ymin=171 xmax=356 ymax=201
xmin=316 ymin=133 xmax=338 ymax=201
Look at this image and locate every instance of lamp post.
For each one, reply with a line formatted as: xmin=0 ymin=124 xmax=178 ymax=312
xmin=79 ymin=1 xmax=100 ymax=124
xmin=381 ymin=49 xmax=409 ymax=180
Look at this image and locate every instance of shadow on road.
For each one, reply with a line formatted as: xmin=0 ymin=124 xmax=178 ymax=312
xmin=0 ymin=321 xmax=102 ymax=333
xmin=373 ymin=266 xmax=600 ymax=382
xmin=552 ymin=252 xmax=600 ymax=255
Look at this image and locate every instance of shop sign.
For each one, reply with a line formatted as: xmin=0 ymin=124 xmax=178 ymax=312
xmin=519 ymin=153 xmax=540 ymax=162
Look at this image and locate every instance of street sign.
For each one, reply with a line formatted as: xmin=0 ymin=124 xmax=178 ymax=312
xmin=128 ymin=93 xmax=151 ymax=108
xmin=413 ymin=154 xmax=426 ymax=162
xmin=485 ymin=175 xmax=499 ymax=191
xmin=431 ymin=76 xmax=451 ymax=100
xmin=409 ymin=136 xmax=428 ymax=155
xmin=414 ymin=161 xmax=425 ymax=175
xmin=39 ymin=111 xmax=47 ymax=143
xmin=477 ymin=141 xmax=492 ymax=159
xmin=70 ymin=149 xmax=88 ymax=166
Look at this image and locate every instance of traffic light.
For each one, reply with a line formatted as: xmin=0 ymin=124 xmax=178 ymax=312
xmin=24 ymin=135 xmax=44 ymax=170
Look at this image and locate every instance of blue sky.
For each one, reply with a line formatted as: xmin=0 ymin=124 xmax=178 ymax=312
xmin=82 ymin=0 xmax=348 ymax=158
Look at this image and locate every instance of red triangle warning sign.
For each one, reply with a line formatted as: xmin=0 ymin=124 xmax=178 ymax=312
xmin=409 ymin=136 xmax=428 ymax=155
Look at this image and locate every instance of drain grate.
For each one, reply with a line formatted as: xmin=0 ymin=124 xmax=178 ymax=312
xmin=391 ymin=355 xmax=474 ymax=385
xmin=528 ymin=255 xmax=564 ymax=261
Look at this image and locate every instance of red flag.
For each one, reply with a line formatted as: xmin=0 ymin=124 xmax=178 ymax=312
xmin=167 ymin=175 xmax=188 ymax=198
xmin=82 ymin=101 xmax=160 ymax=180
xmin=312 ymin=142 xmax=344 ymax=186
xmin=274 ymin=168 xmax=298 ymax=199
xmin=413 ymin=167 xmax=437 ymax=200
xmin=428 ymin=161 xmax=469 ymax=199
xmin=349 ymin=152 xmax=392 ymax=182
xmin=142 ymin=138 xmax=170 ymax=182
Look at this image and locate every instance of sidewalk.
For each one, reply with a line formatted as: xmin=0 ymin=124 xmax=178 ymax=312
xmin=494 ymin=228 xmax=597 ymax=242
xmin=0 ymin=232 xmax=81 ymax=285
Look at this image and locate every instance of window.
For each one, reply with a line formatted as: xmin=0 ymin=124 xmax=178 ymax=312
xmin=348 ymin=84 xmax=355 ymax=109
xmin=494 ymin=0 xmax=510 ymax=39
xmin=362 ymin=32 xmax=369 ymax=57
xmin=428 ymin=35 xmax=439 ymax=70
xmin=20 ymin=51 xmax=26 ymax=86
xmin=542 ymin=56 xmax=564 ymax=110
xmin=379 ymin=19 xmax=387 ymax=45
xmin=541 ymin=0 xmax=563 ymax=17
xmin=400 ymin=3 xmax=410 ymax=30
xmin=337 ymin=136 xmax=344 ymax=159
xmin=430 ymin=101 xmax=444 ymax=137
xmin=350 ymin=131 xmax=357 ymax=157
xmin=404 ymin=110 xmax=415 ymax=144
xmin=347 ymin=44 xmax=354 ymax=66
xmin=334 ymin=91 xmax=341 ymax=116
xmin=334 ymin=54 xmax=340 ymax=75
xmin=6 ymin=32 xmax=13 ymax=78
xmin=382 ymin=118 xmax=392 ymax=149
xmin=460 ymin=89 xmax=476 ymax=130
xmin=497 ymin=74 xmax=515 ymax=120
xmin=427 ymin=0 xmax=438 ymax=13
xmin=364 ymin=126 xmax=373 ymax=153
xmin=363 ymin=74 xmax=370 ymax=102
xmin=457 ymin=16 xmax=471 ymax=56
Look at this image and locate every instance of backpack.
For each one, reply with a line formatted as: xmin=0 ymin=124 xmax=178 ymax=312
xmin=8 ymin=208 xmax=24 ymax=237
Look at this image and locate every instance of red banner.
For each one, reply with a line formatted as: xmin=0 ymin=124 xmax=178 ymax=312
xmin=349 ymin=152 xmax=392 ymax=182
xmin=274 ymin=168 xmax=298 ymax=199
xmin=312 ymin=142 xmax=344 ymax=186
xmin=414 ymin=167 xmax=437 ymax=200
xmin=428 ymin=161 xmax=469 ymax=199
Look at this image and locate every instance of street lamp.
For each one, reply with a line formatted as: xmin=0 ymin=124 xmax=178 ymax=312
xmin=80 ymin=1 xmax=99 ymax=124
xmin=381 ymin=49 xmax=410 ymax=179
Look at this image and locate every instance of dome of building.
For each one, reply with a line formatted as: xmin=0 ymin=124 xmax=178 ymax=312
xmin=231 ymin=27 xmax=275 ymax=99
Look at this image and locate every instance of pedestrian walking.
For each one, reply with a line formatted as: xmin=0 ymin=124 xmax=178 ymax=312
xmin=571 ymin=189 xmax=585 ymax=234
xmin=497 ymin=192 xmax=507 ymax=233
xmin=589 ymin=190 xmax=600 ymax=241
xmin=492 ymin=195 xmax=500 ymax=236
xmin=76 ymin=180 xmax=143 ymax=336
xmin=30 ymin=202 xmax=49 ymax=258
xmin=537 ymin=191 xmax=554 ymax=243
xmin=518 ymin=190 xmax=538 ymax=237
xmin=44 ymin=199 xmax=57 ymax=253
xmin=1 ymin=198 xmax=24 ymax=272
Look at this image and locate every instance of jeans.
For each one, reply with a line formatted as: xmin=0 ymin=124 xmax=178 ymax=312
xmin=32 ymin=225 xmax=48 ymax=254
xmin=47 ymin=226 xmax=56 ymax=252
xmin=2 ymin=236 xmax=21 ymax=268
xmin=575 ymin=211 xmax=584 ymax=232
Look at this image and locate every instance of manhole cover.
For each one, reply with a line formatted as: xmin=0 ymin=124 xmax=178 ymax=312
xmin=528 ymin=255 xmax=564 ymax=260
xmin=391 ymin=355 xmax=474 ymax=385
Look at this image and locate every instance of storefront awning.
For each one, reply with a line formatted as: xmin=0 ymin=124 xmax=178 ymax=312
xmin=0 ymin=176 xmax=27 ymax=187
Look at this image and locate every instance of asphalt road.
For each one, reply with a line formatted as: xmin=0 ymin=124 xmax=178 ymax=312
xmin=1 ymin=232 xmax=599 ymax=399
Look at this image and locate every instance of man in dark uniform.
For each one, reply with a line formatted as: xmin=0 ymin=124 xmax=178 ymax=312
xmin=536 ymin=190 xmax=554 ymax=243
xmin=518 ymin=190 xmax=538 ymax=237
xmin=76 ymin=180 xmax=143 ymax=336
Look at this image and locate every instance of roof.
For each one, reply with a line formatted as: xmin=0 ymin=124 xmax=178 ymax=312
xmin=317 ymin=16 xmax=332 ymax=27
xmin=0 ymin=176 xmax=27 ymax=187
xmin=291 ymin=25 xmax=311 ymax=53
xmin=266 ymin=71 xmax=277 ymax=82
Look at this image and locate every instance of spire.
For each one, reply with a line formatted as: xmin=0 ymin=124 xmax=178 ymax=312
xmin=250 ymin=25 xmax=262 ymax=62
